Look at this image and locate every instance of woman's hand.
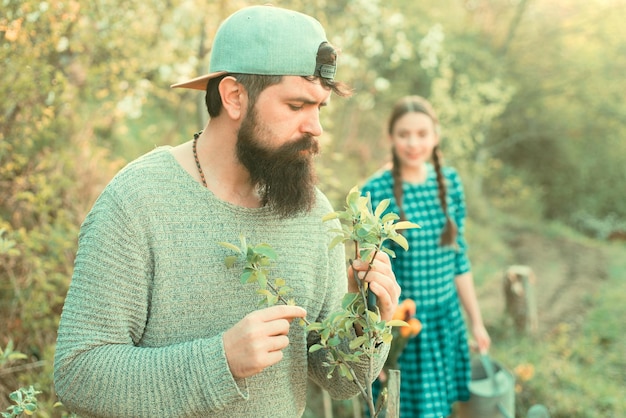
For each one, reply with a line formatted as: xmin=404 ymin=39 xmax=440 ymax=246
xmin=471 ymin=323 xmax=491 ymax=354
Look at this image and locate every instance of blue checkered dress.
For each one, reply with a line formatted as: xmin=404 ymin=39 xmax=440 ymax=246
xmin=362 ymin=165 xmax=471 ymax=418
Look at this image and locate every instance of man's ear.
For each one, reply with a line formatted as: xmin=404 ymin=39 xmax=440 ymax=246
xmin=218 ymin=76 xmax=247 ymax=120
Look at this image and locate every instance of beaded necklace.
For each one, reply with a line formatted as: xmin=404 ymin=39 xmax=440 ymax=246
xmin=192 ymin=131 xmax=208 ymax=188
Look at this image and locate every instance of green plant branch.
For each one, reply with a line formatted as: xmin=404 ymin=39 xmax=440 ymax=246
xmin=265 ymin=279 xmax=310 ymax=326
xmin=348 ymin=259 xmax=370 ymax=315
xmin=347 ymin=361 xmax=375 ymax=414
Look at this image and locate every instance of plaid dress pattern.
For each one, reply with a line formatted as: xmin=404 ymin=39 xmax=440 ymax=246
xmin=362 ymin=165 xmax=472 ymax=418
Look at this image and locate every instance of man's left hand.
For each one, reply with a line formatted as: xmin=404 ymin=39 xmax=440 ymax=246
xmin=348 ymin=252 xmax=400 ymax=321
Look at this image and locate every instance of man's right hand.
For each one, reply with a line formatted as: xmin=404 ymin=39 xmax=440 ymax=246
xmin=223 ymin=305 xmax=307 ymax=379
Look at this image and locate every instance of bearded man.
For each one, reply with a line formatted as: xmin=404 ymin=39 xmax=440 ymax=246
xmin=54 ymin=5 xmax=400 ymax=418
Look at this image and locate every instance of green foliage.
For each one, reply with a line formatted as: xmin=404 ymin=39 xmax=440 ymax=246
xmin=1 ymin=1 xmax=126 ymax=411
xmin=219 ymin=236 xmax=297 ymax=310
xmin=0 ymin=341 xmax=27 ymax=368
xmin=484 ymin=0 xmax=626 ymax=226
xmin=323 ymin=186 xmax=419 ymax=262
xmin=492 ymin=316 xmax=626 ymax=418
xmin=0 ymin=230 xmax=20 ymax=258
xmin=1 ymin=385 xmax=76 ymax=418
xmin=2 ymin=386 xmax=41 ymax=418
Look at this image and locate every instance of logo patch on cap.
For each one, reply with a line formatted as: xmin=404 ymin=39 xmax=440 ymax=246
xmin=315 ymin=64 xmax=336 ymax=80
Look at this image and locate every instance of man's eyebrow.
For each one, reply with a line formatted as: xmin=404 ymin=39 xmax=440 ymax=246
xmin=288 ymin=96 xmax=329 ymax=107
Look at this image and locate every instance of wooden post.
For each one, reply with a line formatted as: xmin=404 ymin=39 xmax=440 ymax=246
xmin=322 ymin=389 xmax=333 ymax=418
xmin=352 ymin=397 xmax=362 ymax=418
xmin=503 ymin=265 xmax=538 ymax=334
xmin=385 ymin=369 xmax=401 ymax=418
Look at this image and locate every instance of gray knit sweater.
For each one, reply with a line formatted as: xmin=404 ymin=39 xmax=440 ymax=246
xmin=54 ymin=147 xmax=388 ymax=418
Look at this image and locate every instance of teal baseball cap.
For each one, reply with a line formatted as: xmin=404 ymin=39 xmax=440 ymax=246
xmin=171 ymin=5 xmax=337 ymax=90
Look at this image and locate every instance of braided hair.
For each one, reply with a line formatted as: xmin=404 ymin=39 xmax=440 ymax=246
xmin=388 ymin=96 xmax=457 ymax=247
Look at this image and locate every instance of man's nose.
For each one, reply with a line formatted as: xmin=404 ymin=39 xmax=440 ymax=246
xmin=302 ymin=109 xmax=323 ymax=137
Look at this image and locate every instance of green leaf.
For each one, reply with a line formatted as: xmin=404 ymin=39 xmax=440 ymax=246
xmin=218 ymin=241 xmax=241 ymax=253
xmin=239 ymin=235 xmax=248 ymax=251
xmin=253 ymin=243 xmax=277 ymax=260
xmin=328 ymin=235 xmax=346 ymax=250
xmin=367 ymin=310 xmax=380 ymax=323
xmin=394 ymin=220 xmax=420 ymax=230
xmin=240 ymin=270 xmax=253 ymax=284
xmin=346 ymin=186 xmax=360 ymax=205
xmin=306 ymin=322 xmax=324 ymax=332
xmin=7 ymin=352 xmax=27 ymax=361
xmin=374 ymin=199 xmax=390 ymax=218
xmin=386 ymin=319 xmax=409 ymax=327
xmin=256 ymin=271 xmax=267 ymax=288
xmin=341 ymin=292 xmax=359 ymax=310
xmin=382 ymin=247 xmax=396 ymax=258
xmin=381 ymin=212 xmax=400 ymax=223
xmin=328 ymin=335 xmax=341 ymax=347
xmin=322 ymin=211 xmax=339 ymax=222
xmin=389 ymin=234 xmax=410 ymax=251
xmin=309 ymin=344 xmax=324 ymax=353
xmin=278 ymin=287 xmax=292 ymax=296
xmin=224 ymin=255 xmax=238 ymax=268
xmin=349 ymin=335 xmax=367 ymax=350
xmin=339 ymin=363 xmax=354 ymax=380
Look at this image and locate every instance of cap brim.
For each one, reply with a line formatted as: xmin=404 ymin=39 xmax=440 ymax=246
xmin=170 ymin=71 xmax=227 ymax=90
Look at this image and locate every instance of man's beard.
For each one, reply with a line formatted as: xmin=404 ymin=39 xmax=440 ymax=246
xmin=236 ymin=108 xmax=319 ymax=218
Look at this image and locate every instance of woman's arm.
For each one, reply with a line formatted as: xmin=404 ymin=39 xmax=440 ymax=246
xmin=455 ymin=271 xmax=491 ymax=352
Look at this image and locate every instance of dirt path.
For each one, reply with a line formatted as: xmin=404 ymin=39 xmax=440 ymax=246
xmin=477 ymin=230 xmax=609 ymax=335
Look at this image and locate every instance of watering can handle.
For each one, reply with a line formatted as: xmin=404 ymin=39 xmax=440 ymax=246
xmin=479 ymin=353 xmax=514 ymax=418
xmin=479 ymin=353 xmax=498 ymax=391
xmin=480 ymin=353 xmax=498 ymax=389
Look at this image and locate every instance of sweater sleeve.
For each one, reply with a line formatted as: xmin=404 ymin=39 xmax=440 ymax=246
xmin=53 ymin=188 xmax=248 ymax=418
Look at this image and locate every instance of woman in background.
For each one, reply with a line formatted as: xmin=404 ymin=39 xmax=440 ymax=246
xmin=362 ymin=95 xmax=491 ymax=417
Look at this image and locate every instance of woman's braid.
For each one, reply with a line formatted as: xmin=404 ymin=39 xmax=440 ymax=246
xmin=432 ymin=145 xmax=457 ymax=247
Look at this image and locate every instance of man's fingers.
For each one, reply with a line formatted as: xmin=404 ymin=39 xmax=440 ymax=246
xmin=255 ymin=305 xmax=307 ymax=322
xmin=225 ymin=306 xmax=305 ymax=379
xmin=353 ymin=255 xmax=393 ymax=280
xmin=267 ymin=335 xmax=290 ymax=352
xmin=352 ymin=252 xmax=392 ymax=269
xmin=351 ymin=258 xmax=370 ymax=271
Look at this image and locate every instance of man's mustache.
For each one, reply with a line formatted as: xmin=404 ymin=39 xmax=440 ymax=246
xmin=282 ymin=135 xmax=319 ymax=155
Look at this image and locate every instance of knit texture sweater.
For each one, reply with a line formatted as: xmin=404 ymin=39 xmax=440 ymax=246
xmin=54 ymin=147 xmax=388 ymax=418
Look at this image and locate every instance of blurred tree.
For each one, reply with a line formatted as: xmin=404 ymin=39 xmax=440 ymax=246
xmin=485 ymin=0 xmax=626 ymax=232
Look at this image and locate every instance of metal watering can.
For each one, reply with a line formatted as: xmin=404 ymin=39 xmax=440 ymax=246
xmin=457 ymin=354 xmax=515 ymax=418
